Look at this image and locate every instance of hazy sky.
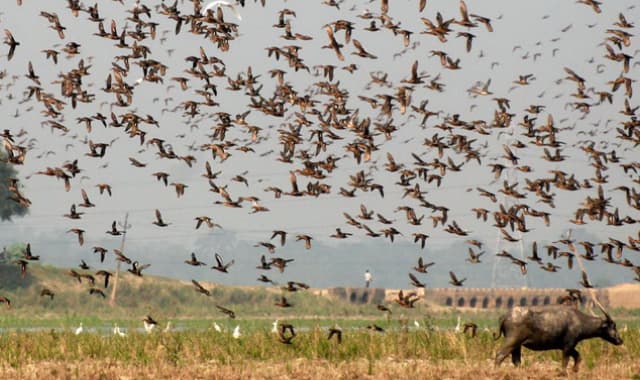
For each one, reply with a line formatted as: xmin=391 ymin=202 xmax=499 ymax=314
xmin=0 ymin=0 xmax=638 ymax=289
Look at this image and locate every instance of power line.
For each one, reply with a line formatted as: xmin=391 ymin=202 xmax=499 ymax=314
xmin=109 ymin=212 xmax=130 ymax=308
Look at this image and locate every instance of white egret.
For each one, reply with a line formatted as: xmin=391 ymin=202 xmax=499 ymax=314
xmin=232 ymin=325 xmax=241 ymax=339
xmin=74 ymin=322 xmax=83 ymax=335
xmin=113 ymin=324 xmax=126 ymax=337
xmin=143 ymin=320 xmax=156 ymax=334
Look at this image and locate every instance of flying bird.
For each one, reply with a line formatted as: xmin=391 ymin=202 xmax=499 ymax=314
xmin=409 ymin=273 xmax=426 ymax=288
xmin=153 ymin=209 xmax=170 ymax=227
xmin=201 ymin=0 xmax=242 ymax=20
xmin=191 ymin=279 xmax=211 ymax=296
xmin=449 ymin=271 xmax=466 ymax=286
xmin=216 ymin=304 xmax=236 ymax=319
xmin=3 ymin=30 xmax=19 ymax=60
xmin=211 ymin=253 xmax=234 ymax=273
xmin=185 ymin=252 xmax=206 ymax=266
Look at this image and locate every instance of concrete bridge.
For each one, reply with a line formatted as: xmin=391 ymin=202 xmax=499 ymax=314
xmin=406 ymin=287 xmax=608 ymax=309
xmin=312 ymin=285 xmax=630 ymax=309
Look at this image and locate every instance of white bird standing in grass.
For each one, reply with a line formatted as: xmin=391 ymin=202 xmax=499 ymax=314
xmin=143 ymin=320 xmax=156 ymax=334
xmin=201 ymin=1 xmax=242 ymax=21
xmin=74 ymin=322 xmax=83 ymax=335
xmin=454 ymin=316 xmax=462 ymax=333
xmin=213 ymin=322 xmax=222 ymax=332
xmin=232 ymin=325 xmax=241 ymax=339
xmin=113 ymin=324 xmax=126 ymax=337
xmin=271 ymin=319 xmax=279 ymax=333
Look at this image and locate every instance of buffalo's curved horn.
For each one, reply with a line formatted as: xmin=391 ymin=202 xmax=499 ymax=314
xmin=593 ymin=296 xmax=611 ymax=321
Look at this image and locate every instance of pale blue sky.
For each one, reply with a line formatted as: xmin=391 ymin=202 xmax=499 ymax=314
xmin=1 ymin=0 xmax=638 ymax=288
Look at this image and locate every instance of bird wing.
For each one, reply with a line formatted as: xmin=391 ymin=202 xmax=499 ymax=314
xmin=352 ymin=38 xmax=365 ymax=53
xmin=460 ymin=0 xmax=469 ymax=19
xmin=81 ymin=188 xmax=90 ymax=203
xmin=216 ymin=304 xmax=235 ymax=318
xmin=192 ymin=279 xmax=206 ymax=292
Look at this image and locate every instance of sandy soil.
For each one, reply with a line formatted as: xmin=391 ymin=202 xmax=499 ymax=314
xmin=1 ymin=358 xmax=638 ymax=380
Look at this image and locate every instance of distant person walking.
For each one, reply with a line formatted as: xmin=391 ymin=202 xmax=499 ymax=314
xmin=364 ymin=269 xmax=372 ymax=288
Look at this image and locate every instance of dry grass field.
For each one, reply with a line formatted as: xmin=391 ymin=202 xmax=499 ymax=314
xmin=0 ymin=327 xmax=637 ymax=380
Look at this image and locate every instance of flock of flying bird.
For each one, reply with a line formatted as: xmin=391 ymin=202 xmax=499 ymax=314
xmin=1 ymin=0 xmax=640 ymax=341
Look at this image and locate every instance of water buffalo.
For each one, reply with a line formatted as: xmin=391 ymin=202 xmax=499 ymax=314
xmin=494 ymin=303 xmax=623 ymax=373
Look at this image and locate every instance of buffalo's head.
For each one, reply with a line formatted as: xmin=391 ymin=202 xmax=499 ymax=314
xmin=600 ymin=318 xmax=623 ymax=345
xmin=595 ymin=300 xmax=623 ymax=345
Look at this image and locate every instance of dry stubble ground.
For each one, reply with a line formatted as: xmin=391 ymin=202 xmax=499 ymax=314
xmin=1 ymin=359 xmax=639 ymax=380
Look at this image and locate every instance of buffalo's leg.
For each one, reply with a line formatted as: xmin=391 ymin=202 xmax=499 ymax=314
xmin=561 ymin=346 xmax=581 ymax=374
xmin=495 ymin=342 xmax=517 ymax=367
xmin=495 ymin=339 xmax=520 ymax=367
xmin=511 ymin=345 xmax=522 ymax=366
xmin=560 ymin=351 xmax=570 ymax=376
xmin=569 ymin=348 xmax=581 ymax=372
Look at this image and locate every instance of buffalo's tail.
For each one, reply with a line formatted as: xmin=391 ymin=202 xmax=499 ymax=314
xmin=493 ymin=316 xmax=505 ymax=340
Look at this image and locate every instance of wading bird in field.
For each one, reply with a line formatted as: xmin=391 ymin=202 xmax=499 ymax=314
xmin=113 ymin=324 xmax=126 ymax=337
